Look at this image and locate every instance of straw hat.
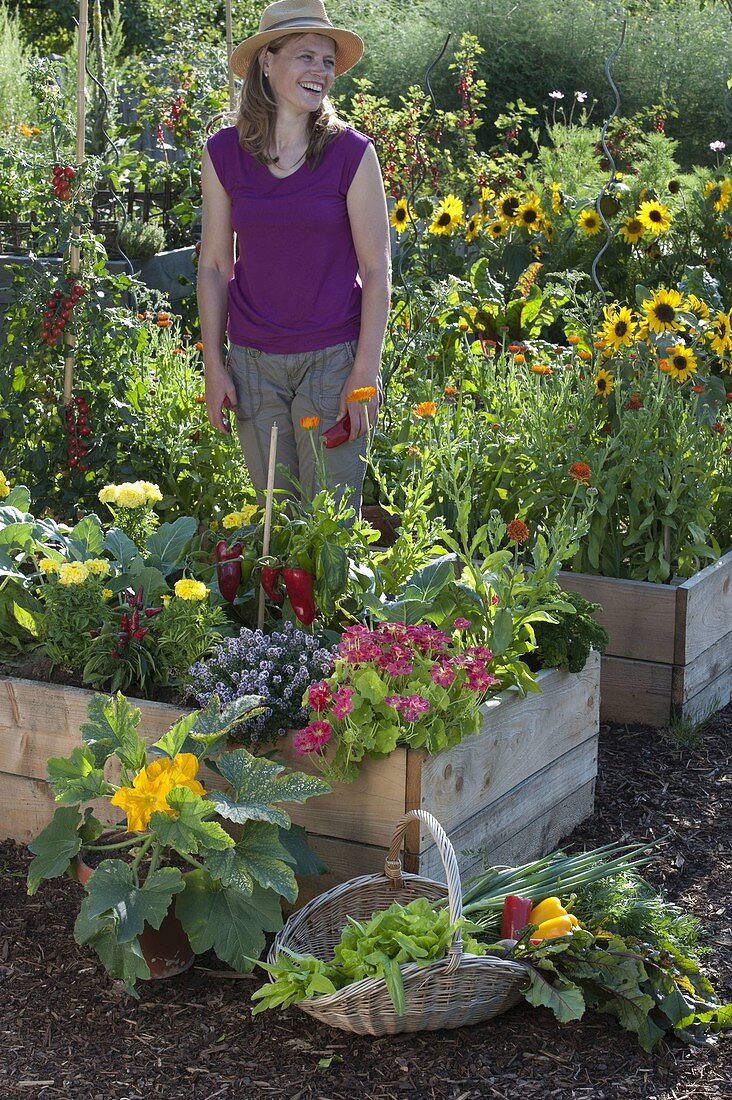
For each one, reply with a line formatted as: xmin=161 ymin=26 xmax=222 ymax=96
xmin=230 ymin=0 xmax=364 ymax=78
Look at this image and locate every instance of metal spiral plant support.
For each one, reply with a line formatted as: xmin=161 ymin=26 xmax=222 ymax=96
xmin=590 ymin=19 xmax=627 ymax=299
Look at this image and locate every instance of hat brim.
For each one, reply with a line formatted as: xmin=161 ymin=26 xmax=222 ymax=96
xmin=230 ymin=26 xmax=364 ymax=78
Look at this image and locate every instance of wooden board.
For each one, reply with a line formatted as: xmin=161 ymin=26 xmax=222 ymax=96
xmin=558 ymin=571 xmax=677 ymax=663
xmin=676 ymin=549 xmax=732 ymax=665
xmin=597 ymin=655 xmax=673 ymax=726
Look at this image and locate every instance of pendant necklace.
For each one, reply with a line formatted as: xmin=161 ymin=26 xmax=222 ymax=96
xmin=270 ymin=149 xmax=306 ymax=172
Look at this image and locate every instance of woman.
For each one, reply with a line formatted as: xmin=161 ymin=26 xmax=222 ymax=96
xmin=198 ymin=0 xmax=391 ymax=507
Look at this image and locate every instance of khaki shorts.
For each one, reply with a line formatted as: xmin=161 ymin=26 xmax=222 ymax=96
xmin=226 ymin=340 xmax=370 ymax=507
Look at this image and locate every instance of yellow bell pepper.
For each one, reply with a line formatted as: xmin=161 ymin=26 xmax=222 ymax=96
xmin=528 ymin=896 xmax=566 ymax=925
xmin=532 ymin=914 xmax=575 ymax=940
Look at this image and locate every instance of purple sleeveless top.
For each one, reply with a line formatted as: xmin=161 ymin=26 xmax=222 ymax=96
xmin=206 ymin=124 xmax=371 ymax=353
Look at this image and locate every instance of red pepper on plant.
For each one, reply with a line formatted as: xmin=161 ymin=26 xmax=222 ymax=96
xmin=260 ymin=563 xmax=284 ymax=606
xmin=215 ymin=539 xmax=243 ymax=603
xmin=283 ymin=567 xmax=317 ymax=626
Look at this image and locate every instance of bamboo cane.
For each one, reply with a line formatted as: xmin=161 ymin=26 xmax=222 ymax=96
xmin=257 ymin=423 xmax=279 ymax=629
xmin=63 ymin=0 xmax=89 ymax=405
xmin=225 ymin=0 xmax=236 ymax=111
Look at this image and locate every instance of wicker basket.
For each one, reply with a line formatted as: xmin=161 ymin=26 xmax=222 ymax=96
xmin=268 ymin=809 xmax=529 ymax=1035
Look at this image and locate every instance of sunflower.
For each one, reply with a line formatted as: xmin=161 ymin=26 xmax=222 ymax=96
xmin=708 ymin=309 xmax=732 ymax=356
xmin=599 ymin=305 xmax=637 ymax=351
xmin=428 ymin=194 xmax=464 ymax=236
xmin=496 ymin=192 xmax=521 ymax=223
xmin=619 ymin=215 xmax=646 ymax=245
xmin=550 ymin=182 xmax=563 ymax=214
xmin=542 ymin=220 xmax=554 ymax=243
xmin=465 ymin=212 xmax=483 ymax=243
xmin=390 ymin=199 xmax=411 ymax=234
xmin=637 ymin=200 xmax=672 ymax=235
xmin=686 ymin=294 xmax=710 ymax=322
xmin=478 ymin=186 xmax=495 ymax=216
xmin=486 ymin=220 xmax=506 ymax=238
xmin=516 ymin=196 xmax=543 ymax=232
xmin=704 ymin=178 xmax=731 ymax=214
xmin=642 ymin=288 xmax=685 ymax=335
xmin=665 ymin=344 xmax=697 ymax=383
xmin=594 ymin=368 xmax=614 ymax=397
xmin=578 ymin=209 xmax=602 ymax=236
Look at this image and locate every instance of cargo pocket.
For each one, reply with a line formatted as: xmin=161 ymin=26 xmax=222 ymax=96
xmin=227 ymin=346 xmax=263 ymax=421
xmin=316 ymin=341 xmax=357 ymax=423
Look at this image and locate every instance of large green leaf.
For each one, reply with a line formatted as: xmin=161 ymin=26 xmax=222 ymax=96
xmin=67 ymin=515 xmax=105 ymax=558
xmin=104 ymin=528 xmax=140 ymax=568
xmin=402 ymin=557 xmax=455 ymax=603
xmin=204 ymin=822 xmax=298 ymax=902
xmin=209 ymin=748 xmax=330 ymax=830
xmin=125 ymin=562 xmax=168 ymax=600
xmin=278 ymin=823 xmax=329 ymax=877
xmin=318 ymin=541 xmax=348 ymax=613
xmin=80 ymin=692 xmax=146 ymax=771
xmin=145 ymin=517 xmax=197 ymax=573
xmin=47 ymin=745 xmax=115 ymax=803
xmin=522 ymin=963 xmax=586 ymax=1023
xmin=82 ymin=860 xmax=184 ymax=943
xmin=490 ymin=606 xmax=514 ymax=656
xmin=152 ymin=710 xmax=199 ymax=759
xmin=149 ymin=788 xmax=234 ymax=855
xmin=190 ymin=694 xmax=267 ymax=756
xmin=175 ymin=868 xmax=283 ymax=972
xmin=73 ymin=906 xmax=150 ymax=996
xmin=26 ymin=805 xmax=83 ymax=895
xmin=4 ymin=485 xmax=31 ymax=512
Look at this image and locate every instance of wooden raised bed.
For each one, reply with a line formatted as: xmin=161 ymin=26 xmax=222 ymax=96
xmin=558 ymin=549 xmax=732 ymax=727
xmin=0 ymin=653 xmax=600 ymax=899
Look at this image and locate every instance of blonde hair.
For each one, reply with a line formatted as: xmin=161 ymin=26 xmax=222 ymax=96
xmin=234 ymin=34 xmax=345 ymax=166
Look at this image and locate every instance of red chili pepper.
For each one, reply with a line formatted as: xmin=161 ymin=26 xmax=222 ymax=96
xmin=133 ymin=628 xmax=149 ymax=640
xmin=215 ymin=540 xmax=243 ymax=602
xmin=500 ymin=895 xmax=534 ymax=939
xmin=144 ymin=607 xmax=163 ymax=618
xmin=120 ymin=611 xmax=130 ymax=631
xmin=283 ymin=567 xmax=317 ymax=626
xmin=321 ymin=412 xmax=351 ymax=449
xmin=260 ymin=564 xmax=284 ymax=606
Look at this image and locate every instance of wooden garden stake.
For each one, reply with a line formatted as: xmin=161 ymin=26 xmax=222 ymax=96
xmin=257 ymin=422 xmax=279 ymax=629
xmin=225 ymin=0 xmax=236 ymax=110
xmin=63 ymin=0 xmax=89 ymax=404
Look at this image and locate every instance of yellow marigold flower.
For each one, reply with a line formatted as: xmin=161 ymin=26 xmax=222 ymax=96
xmin=110 ymin=753 xmax=206 ymax=832
xmin=708 ymin=309 xmax=732 ymax=356
xmin=174 ymin=578 xmax=209 ymax=601
xmin=136 ymin=481 xmax=163 ymax=503
xmin=299 ymin=415 xmax=320 ymax=430
xmin=429 ymin=194 xmax=464 ymax=236
xmin=38 ymin=558 xmax=59 ymax=574
xmin=486 ymin=220 xmax=506 ymax=238
xmin=102 ymin=588 xmax=114 ymax=599
xmin=594 ymin=368 xmax=615 ymax=397
xmin=390 ymin=199 xmax=411 ymax=234
xmin=58 ymin=561 xmax=90 ymax=586
xmin=578 ymin=209 xmax=602 ymax=236
xmin=98 ymin=485 xmax=120 ymax=505
xmin=637 ymin=200 xmax=672 ymax=235
xmin=240 ymin=503 xmax=258 ymax=523
xmin=413 ymin=401 xmax=437 ymax=418
xmin=619 ymin=215 xmax=646 ymax=245
xmin=85 ymin=558 xmax=111 ymax=577
xmin=665 ymin=344 xmax=697 ymax=383
xmin=599 ymin=305 xmax=637 ymax=351
xmin=116 ymin=484 xmax=147 ymax=509
xmin=0 ymin=471 xmax=10 ymax=498
xmin=222 ymin=511 xmax=243 ymax=529
xmin=347 ymin=386 xmax=377 ymax=404
xmin=465 ymin=213 xmax=483 ymax=242
xmin=704 ymin=178 xmax=731 ymax=214
xmin=643 ymin=288 xmax=685 ymax=335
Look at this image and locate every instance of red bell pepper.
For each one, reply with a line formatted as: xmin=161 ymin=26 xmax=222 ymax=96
xmin=216 ymin=540 xmax=243 ymax=602
xmin=321 ymin=412 xmax=351 ymax=448
xmin=500 ymin=895 xmax=534 ymax=939
xmin=283 ymin=567 xmax=317 ymax=626
xmin=260 ymin=564 xmax=284 ymax=605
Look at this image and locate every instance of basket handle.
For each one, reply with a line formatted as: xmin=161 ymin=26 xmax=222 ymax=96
xmin=383 ymin=809 xmax=463 ymax=973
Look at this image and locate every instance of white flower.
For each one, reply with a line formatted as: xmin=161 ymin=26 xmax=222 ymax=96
xmin=575 ymin=91 xmax=588 ymax=102
xmin=709 ymin=141 xmax=726 ymax=152
xmin=549 ymin=90 xmax=564 ymax=101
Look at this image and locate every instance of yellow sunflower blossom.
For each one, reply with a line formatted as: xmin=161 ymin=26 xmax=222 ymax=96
xmin=486 ymin=220 xmax=506 ymax=238
xmin=665 ymin=344 xmax=697 ymax=383
xmin=599 ymin=305 xmax=637 ymax=351
xmin=642 ymin=288 xmax=685 ymax=335
xmin=516 ymin=197 xmax=543 ymax=233
xmin=390 ymin=199 xmax=411 ymax=234
xmin=550 ymin=182 xmax=563 ymax=214
xmin=686 ymin=294 xmax=710 ymax=322
xmin=0 ymin=471 xmax=10 ymax=498
xmin=495 ymin=192 xmax=521 ymax=224
xmin=619 ymin=215 xmax=646 ymax=245
xmin=465 ymin=212 xmax=483 ymax=243
xmin=704 ymin=178 xmax=731 ymax=214
xmin=428 ymin=194 xmax=464 ymax=236
xmin=478 ymin=186 xmax=495 ymax=216
xmin=594 ymin=369 xmax=615 ymax=398
xmin=58 ymin=561 xmax=90 ymax=586
xmin=637 ymin=200 xmax=672 ymax=235
xmin=578 ymin=209 xmax=602 ymax=236
xmin=708 ymin=309 xmax=732 ymax=356
xmin=174 ymin=578 xmax=209 ymax=601
xmin=110 ymin=753 xmax=206 ymax=832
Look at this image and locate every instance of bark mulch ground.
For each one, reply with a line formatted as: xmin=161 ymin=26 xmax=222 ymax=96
xmin=1 ymin=709 xmax=730 ymax=1100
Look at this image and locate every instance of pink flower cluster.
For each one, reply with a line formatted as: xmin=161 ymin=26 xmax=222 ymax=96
xmin=338 ymin=622 xmax=451 ymax=667
xmin=292 ymin=719 xmax=332 ymax=756
xmin=384 ymin=694 xmax=431 ymax=721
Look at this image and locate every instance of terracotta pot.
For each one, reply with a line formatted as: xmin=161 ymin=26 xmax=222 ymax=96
xmin=74 ymin=853 xmax=195 ymax=980
xmin=360 ymin=503 xmax=402 ymax=547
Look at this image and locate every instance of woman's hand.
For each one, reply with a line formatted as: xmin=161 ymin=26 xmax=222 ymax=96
xmin=338 ymin=371 xmax=380 ymax=439
xmin=205 ymin=362 xmax=238 ymax=434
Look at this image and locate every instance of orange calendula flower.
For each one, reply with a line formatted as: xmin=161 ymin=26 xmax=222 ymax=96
xmin=624 ymin=392 xmax=642 ymax=411
xmin=569 ymin=462 xmax=591 ymax=483
xmin=194 ymin=341 xmax=204 ymax=350
xmin=577 ymin=349 xmax=592 ymax=361
xmin=531 ymin=364 xmax=552 ymax=375
xmin=299 ymin=415 xmax=320 ymax=430
xmin=413 ymin=401 xmax=437 ymax=418
xmin=194 ymin=394 xmax=206 ymax=403
xmin=513 ymin=353 xmax=526 ymax=364
xmin=506 ymin=519 xmax=529 ymax=544
xmin=444 ymin=385 xmax=458 ymax=396
xmin=110 ymin=753 xmax=206 ymax=833
xmin=347 ymin=386 xmax=377 ymax=404
xmin=156 ymin=312 xmax=171 ymax=327
xmin=567 ymin=335 xmax=581 ymax=345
